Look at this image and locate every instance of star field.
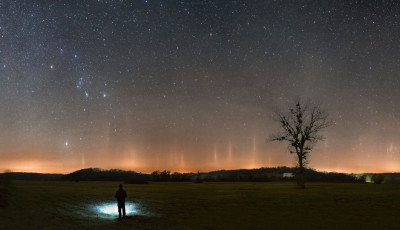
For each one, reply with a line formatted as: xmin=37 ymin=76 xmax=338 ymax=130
xmin=1 ymin=0 xmax=400 ymax=173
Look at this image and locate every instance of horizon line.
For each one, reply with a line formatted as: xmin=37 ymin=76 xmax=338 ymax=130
xmin=2 ymin=166 xmax=399 ymax=175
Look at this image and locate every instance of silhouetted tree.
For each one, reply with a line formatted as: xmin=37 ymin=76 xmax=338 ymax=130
xmin=372 ymin=174 xmax=385 ymax=184
xmin=270 ymin=100 xmax=331 ymax=188
xmin=151 ymin=171 xmax=161 ymax=181
xmin=150 ymin=170 xmax=171 ymax=181
xmin=194 ymin=171 xmax=203 ymax=183
xmin=160 ymin=170 xmax=171 ymax=181
xmin=358 ymin=174 xmax=367 ymax=183
xmin=170 ymin=172 xmax=182 ymax=181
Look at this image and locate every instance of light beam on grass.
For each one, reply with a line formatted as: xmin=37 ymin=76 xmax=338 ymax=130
xmin=91 ymin=201 xmax=138 ymax=218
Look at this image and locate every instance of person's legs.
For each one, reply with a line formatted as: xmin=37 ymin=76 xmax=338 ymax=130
xmin=117 ymin=203 xmax=122 ymax=219
xmin=122 ymin=203 xmax=126 ymax=217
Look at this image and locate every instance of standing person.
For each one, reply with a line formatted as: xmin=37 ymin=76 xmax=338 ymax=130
xmin=114 ymin=184 xmax=127 ymax=220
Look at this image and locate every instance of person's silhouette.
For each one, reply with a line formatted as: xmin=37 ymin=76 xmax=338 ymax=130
xmin=114 ymin=184 xmax=127 ymax=219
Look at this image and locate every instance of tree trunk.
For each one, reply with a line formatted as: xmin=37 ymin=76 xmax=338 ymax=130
xmin=297 ymin=155 xmax=306 ymax=189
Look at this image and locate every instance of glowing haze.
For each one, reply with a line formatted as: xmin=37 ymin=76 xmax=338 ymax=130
xmin=1 ymin=1 xmax=400 ymax=174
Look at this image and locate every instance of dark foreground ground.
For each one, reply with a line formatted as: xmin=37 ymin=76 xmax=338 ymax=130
xmin=1 ymin=181 xmax=399 ymax=230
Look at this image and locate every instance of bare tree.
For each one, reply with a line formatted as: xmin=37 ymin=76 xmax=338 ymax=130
xmin=270 ymin=100 xmax=331 ymax=188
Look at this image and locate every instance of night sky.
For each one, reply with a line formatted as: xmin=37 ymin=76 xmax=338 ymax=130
xmin=1 ymin=0 xmax=400 ymax=174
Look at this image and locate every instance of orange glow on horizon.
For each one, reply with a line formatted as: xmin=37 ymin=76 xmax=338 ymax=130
xmin=2 ymin=160 xmax=398 ymax=175
xmin=1 ymin=145 xmax=399 ymax=174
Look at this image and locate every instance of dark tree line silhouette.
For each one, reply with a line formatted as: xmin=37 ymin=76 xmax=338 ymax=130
xmin=2 ymin=168 xmax=399 ymax=184
xmin=57 ymin=167 xmax=366 ymax=183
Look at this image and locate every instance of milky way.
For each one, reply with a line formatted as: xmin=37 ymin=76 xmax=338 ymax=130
xmin=1 ymin=0 xmax=400 ymax=173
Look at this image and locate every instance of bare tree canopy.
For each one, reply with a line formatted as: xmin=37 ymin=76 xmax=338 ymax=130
xmin=270 ymin=100 xmax=332 ymax=188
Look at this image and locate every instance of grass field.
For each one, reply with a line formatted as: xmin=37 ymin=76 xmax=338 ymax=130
xmin=1 ymin=181 xmax=400 ymax=230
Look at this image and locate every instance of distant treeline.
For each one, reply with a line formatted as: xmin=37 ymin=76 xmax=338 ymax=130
xmin=2 ymin=167 xmax=400 ymax=184
xmin=3 ymin=172 xmax=63 ymax=181
xmin=203 ymin=167 xmax=360 ymax=183
xmin=62 ymin=168 xmax=148 ymax=184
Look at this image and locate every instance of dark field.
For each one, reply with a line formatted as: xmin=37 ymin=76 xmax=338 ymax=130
xmin=1 ymin=181 xmax=399 ymax=230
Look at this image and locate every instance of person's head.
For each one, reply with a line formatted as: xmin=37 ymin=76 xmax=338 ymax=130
xmin=119 ymin=184 xmax=123 ymax=189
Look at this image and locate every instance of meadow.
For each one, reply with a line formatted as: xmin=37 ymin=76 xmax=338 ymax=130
xmin=1 ymin=181 xmax=399 ymax=230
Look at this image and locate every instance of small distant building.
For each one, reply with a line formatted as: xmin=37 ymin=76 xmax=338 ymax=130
xmin=283 ymin=172 xmax=294 ymax=178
